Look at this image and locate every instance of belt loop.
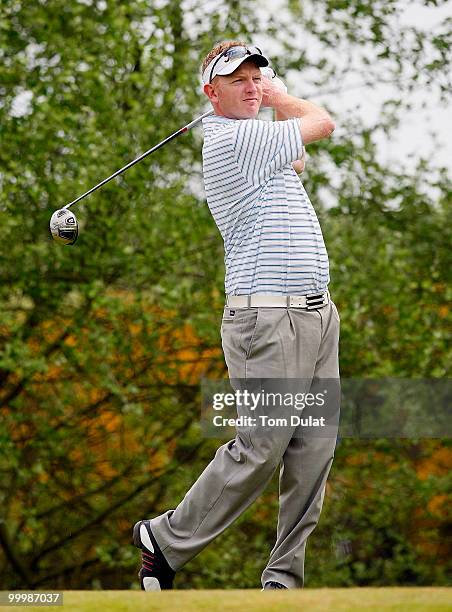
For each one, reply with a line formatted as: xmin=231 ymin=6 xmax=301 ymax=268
xmin=247 ymin=295 xmax=251 ymax=308
xmin=286 ymin=295 xmax=290 ymax=308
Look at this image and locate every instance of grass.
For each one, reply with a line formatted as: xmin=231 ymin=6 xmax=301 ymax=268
xmin=14 ymin=588 xmax=451 ymax=611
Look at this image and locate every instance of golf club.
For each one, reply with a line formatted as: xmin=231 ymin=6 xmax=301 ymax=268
xmin=50 ymin=108 xmax=214 ymax=245
xmin=50 ymin=65 xmax=286 ymax=246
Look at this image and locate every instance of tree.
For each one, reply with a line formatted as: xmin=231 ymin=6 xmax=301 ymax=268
xmin=0 ymin=0 xmax=450 ymax=588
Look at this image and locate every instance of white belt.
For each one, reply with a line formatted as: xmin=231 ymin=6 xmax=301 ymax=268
xmin=226 ymin=290 xmax=330 ymax=310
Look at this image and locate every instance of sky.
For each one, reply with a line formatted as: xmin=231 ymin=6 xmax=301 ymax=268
xmin=255 ymin=1 xmax=451 ymax=174
xmin=335 ymin=3 xmax=450 ymax=172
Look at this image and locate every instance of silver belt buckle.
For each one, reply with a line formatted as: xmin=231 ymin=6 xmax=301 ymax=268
xmin=288 ymin=295 xmax=306 ymax=308
xmin=306 ymin=292 xmax=328 ymax=310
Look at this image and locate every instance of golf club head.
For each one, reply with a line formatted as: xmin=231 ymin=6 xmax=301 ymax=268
xmin=50 ymin=208 xmax=79 ymax=245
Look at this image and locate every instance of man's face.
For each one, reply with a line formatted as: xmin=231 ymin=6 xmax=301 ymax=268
xmin=205 ymin=60 xmax=263 ymax=119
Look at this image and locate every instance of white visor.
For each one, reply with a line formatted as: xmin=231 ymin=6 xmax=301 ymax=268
xmin=202 ymin=45 xmax=269 ymax=85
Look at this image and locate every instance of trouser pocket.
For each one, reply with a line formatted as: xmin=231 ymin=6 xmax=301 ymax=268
xmin=221 ymin=308 xmax=260 ymax=376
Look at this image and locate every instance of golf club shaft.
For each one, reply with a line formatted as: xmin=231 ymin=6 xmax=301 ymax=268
xmin=63 ymin=109 xmax=214 ymax=210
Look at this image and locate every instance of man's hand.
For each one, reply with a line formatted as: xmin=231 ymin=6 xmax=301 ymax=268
xmin=261 ymin=76 xmax=287 ymax=108
xmin=292 ymin=149 xmax=305 ymax=174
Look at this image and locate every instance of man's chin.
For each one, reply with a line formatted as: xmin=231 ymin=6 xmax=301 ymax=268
xmin=238 ymin=108 xmax=260 ymax=120
xmin=222 ymin=106 xmax=260 ymax=120
xmin=244 ymin=100 xmax=260 ymax=115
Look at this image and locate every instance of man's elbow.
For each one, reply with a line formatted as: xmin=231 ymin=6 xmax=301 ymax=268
xmin=301 ymin=113 xmax=336 ymax=145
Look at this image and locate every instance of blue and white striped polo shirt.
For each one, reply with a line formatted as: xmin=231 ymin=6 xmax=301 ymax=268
xmin=202 ymin=115 xmax=330 ymax=296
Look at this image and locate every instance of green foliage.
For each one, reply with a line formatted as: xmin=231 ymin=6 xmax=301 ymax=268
xmin=0 ymin=0 xmax=450 ymax=590
xmin=307 ymin=439 xmax=452 ymax=587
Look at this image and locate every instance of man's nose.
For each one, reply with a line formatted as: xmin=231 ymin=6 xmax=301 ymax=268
xmin=245 ymin=79 xmax=258 ymax=93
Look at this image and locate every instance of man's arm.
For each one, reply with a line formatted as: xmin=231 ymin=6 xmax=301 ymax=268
xmin=263 ymin=80 xmax=335 ymax=145
xmin=275 ymin=103 xmax=305 ymax=174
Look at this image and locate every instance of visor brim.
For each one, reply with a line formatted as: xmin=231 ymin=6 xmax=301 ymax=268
xmin=212 ymin=54 xmax=269 ymax=79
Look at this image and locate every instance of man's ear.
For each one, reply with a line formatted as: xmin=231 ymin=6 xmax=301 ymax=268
xmin=204 ymin=83 xmax=219 ymax=103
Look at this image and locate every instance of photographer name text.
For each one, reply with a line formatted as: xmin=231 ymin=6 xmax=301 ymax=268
xmin=212 ymin=415 xmax=326 ymax=428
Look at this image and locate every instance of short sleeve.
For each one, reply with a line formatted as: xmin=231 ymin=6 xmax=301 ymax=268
xmin=232 ymin=118 xmax=303 ymax=185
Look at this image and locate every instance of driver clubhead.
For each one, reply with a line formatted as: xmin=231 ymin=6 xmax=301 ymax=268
xmin=50 ymin=208 xmax=79 ymax=245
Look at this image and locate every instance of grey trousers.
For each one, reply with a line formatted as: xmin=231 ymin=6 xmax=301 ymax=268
xmin=150 ymin=299 xmax=340 ymax=588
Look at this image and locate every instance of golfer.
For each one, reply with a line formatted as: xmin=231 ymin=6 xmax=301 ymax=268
xmin=133 ymin=41 xmax=340 ymax=591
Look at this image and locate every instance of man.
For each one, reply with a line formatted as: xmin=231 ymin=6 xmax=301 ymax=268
xmin=133 ymin=41 xmax=340 ymax=591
